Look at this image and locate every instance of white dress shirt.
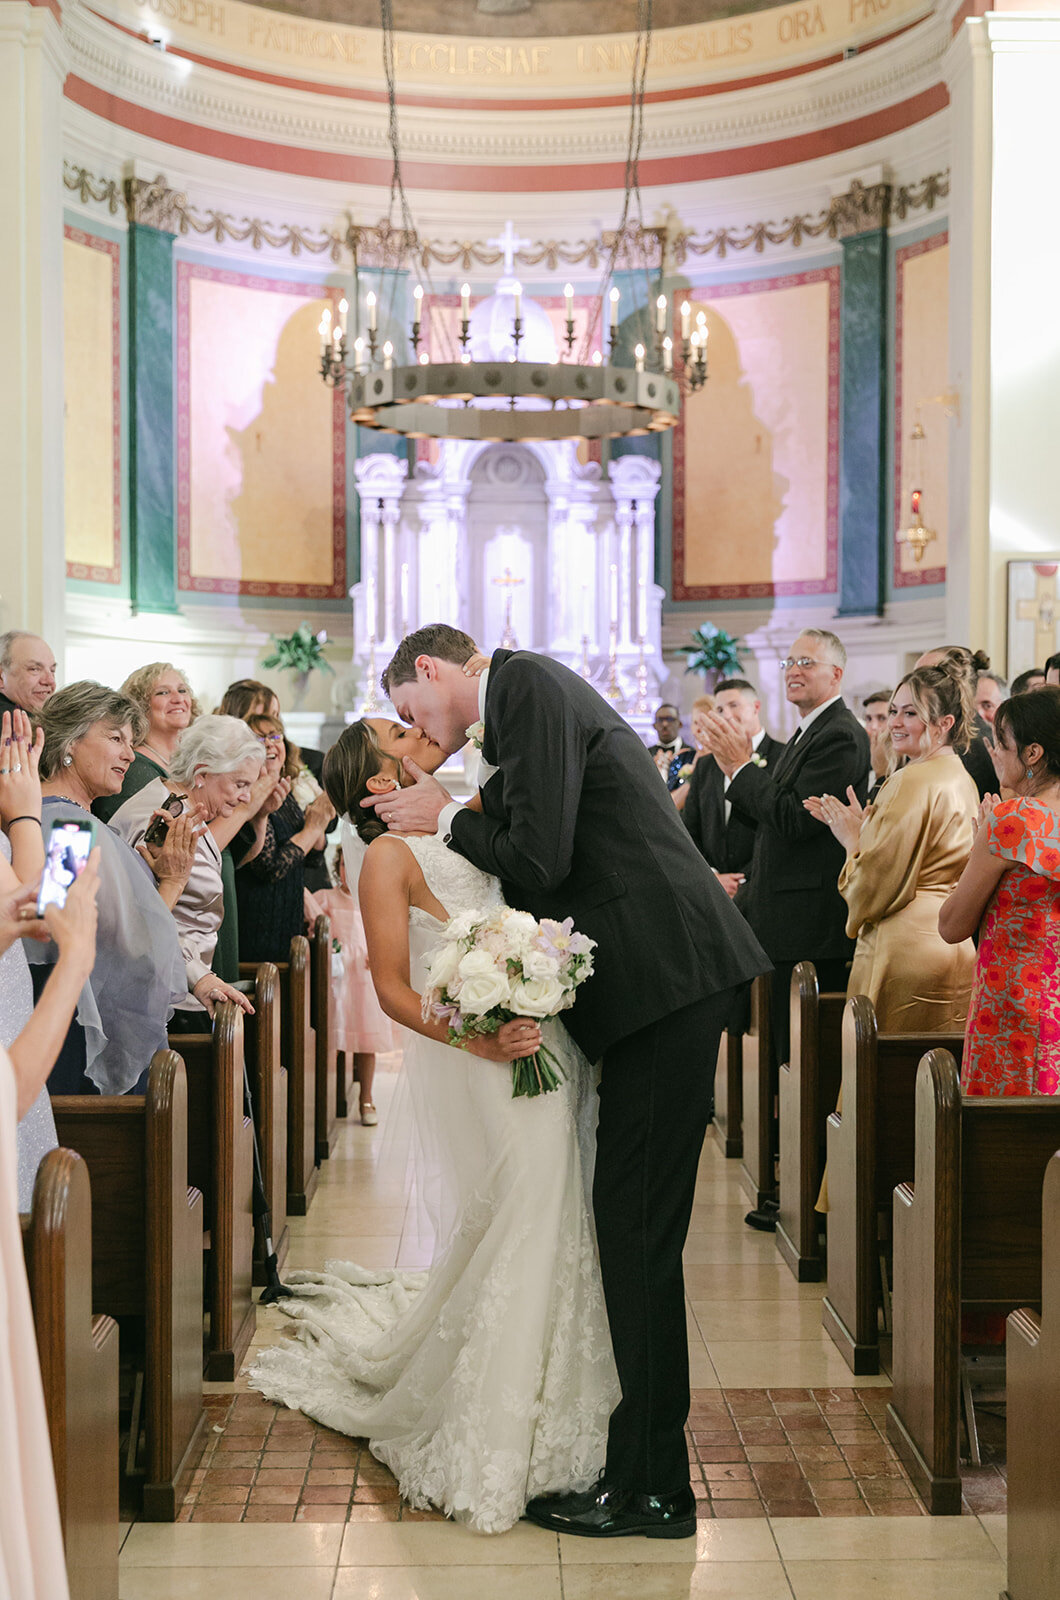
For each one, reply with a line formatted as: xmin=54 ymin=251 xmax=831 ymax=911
xmin=729 ymin=693 xmax=842 ymax=785
xmin=438 ymin=668 xmax=491 ymax=843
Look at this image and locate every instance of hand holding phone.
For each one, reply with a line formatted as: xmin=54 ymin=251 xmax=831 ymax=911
xmin=37 ymin=818 xmax=96 ymax=915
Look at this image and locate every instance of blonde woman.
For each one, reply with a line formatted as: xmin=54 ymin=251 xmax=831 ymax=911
xmin=94 ymin=661 xmax=199 ymax=824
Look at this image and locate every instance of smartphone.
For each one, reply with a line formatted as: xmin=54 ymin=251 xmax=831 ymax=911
xmin=143 ymin=791 xmax=187 ymax=848
xmin=37 ymin=817 xmax=96 ymax=914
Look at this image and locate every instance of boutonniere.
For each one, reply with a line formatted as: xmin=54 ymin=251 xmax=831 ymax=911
xmin=466 ymin=721 xmax=485 ymax=751
xmin=677 ymin=764 xmax=696 ymax=784
xmin=750 ymin=752 xmax=768 ymax=769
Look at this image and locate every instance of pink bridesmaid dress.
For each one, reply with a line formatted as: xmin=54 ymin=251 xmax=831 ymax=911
xmin=313 ymin=887 xmax=401 ymax=1057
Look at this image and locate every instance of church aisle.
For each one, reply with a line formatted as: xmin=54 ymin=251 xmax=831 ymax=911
xmin=117 ymin=1059 xmax=1009 ymax=1598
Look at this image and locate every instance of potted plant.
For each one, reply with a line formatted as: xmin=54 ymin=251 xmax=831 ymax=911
xmin=262 ymin=622 xmax=334 ymax=708
xmin=685 ymin=622 xmax=743 ymax=688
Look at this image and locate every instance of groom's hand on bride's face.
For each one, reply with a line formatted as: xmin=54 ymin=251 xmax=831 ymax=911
xmin=359 ymin=757 xmax=453 ymax=834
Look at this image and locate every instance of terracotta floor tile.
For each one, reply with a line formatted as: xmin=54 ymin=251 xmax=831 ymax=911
xmin=709 ymin=1481 xmax=761 ymax=1500
xmin=197 ymin=1485 xmax=250 ymax=1505
xmin=803 ymin=1464 xmax=853 ymax=1481
xmin=763 ymin=1500 xmax=819 ymax=1517
xmin=218 ymin=1435 xmax=267 ymax=1453
xmin=356 ymin=1461 xmax=399 ymax=1485
xmin=301 ymin=1486 xmax=353 ymax=1504
xmin=792 ymin=1445 xmax=843 ymax=1463
xmin=870 ymin=1499 xmax=927 ymax=1516
xmin=242 ymin=1505 xmax=297 ymax=1522
xmin=696 ymin=1447 xmax=747 ymax=1463
xmin=744 ymin=1447 xmax=794 ymax=1463
xmin=692 ymin=1481 xmax=711 ymax=1501
xmin=203 ymin=1468 xmax=256 ymax=1486
xmin=344 ymin=1504 xmax=394 ymax=1523
xmin=712 ymin=1499 xmax=766 ymax=1517
xmin=810 ymin=1480 xmax=862 ymax=1500
xmin=767 ymin=1389 xmax=813 ymax=1401
xmin=248 ymin=1487 xmax=301 ymax=1505
xmin=191 ymin=1505 xmax=245 ymax=1522
xmin=703 ymin=1464 xmax=753 ymax=1482
xmin=295 ymin=1504 xmax=352 ymax=1522
xmin=261 ymin=1453 xmax=312 ymax=1470
xmin=306 ymin=1469 xmax=357 ymax=1486
xmin=400 ymin=1508 xmax=448 ymax=1521
xmin=353 ymin=1485 xmax=400 ymax=1503
xmin=255 ymin=1469 xmax=307 ymax=1486
xmin=750 ymin=1464 xmax=804 ymax=1484
xmin=819 ymin=1500 xmax=873 ymax=1516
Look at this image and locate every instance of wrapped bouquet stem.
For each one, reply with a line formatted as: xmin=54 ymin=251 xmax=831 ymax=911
xmin=421 ymin=906 xmax=597 ymax=1099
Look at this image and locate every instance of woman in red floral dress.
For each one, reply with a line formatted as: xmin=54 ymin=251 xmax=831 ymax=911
xmin=940 ymin=687 xmax=1060 ymax=1095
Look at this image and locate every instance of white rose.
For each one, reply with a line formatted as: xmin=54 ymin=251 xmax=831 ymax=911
xmin=427 ymin=941 xmax=462 ymax=989
xmin=501 ymin=910 xmax=538 ymax=939
xmin=520 ymin=948 xmax=559 ymax=983
xmin=458 ymin=949 xmax=499 ymax=980
xmin=459 ymin=970 xmax=512 ymax=1017
xmin=509 ymin=975 xmax=566 ymax=1018
xmin=444 ymin=910 xmax=479 ymax=943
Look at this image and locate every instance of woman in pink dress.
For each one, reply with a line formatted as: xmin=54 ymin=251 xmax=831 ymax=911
xmin=0 ymin=834 xmax=99 ymax=1599
xmin=940 ymin=687 xmax=1060 ymax=1095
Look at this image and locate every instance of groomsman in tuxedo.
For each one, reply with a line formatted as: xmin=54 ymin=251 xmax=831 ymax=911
xmin=647 ymin=703 xmax=696 ymax=791
xmin=682 ymin=678 xmax=784 ymax=899
xmin=703 ymin=631 xmax=870 ymax=1228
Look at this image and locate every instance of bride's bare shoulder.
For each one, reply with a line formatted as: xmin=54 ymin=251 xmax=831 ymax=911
xmin=361 ymin=832 xmax=424 ymax=887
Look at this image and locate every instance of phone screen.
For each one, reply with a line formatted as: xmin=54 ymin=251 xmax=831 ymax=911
xmin=37 ymin=819 xmax=94 ymax=914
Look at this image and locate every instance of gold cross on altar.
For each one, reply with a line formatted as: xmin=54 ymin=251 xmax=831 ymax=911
xmin=1016 ymin=564 xmax=1060 ymax=664
xmin=492 ymin=566 xmax=525 ymax=648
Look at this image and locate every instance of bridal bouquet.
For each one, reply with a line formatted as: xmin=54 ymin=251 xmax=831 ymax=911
xmin=422 ymin=907 xmax=596 ymax=1098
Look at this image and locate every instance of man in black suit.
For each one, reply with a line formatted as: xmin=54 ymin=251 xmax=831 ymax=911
xmin=368 ymin=625 xmax=769 ymax=1539
xmin=647 ymin=702 xmax=696 ymax=791
xmin=0 ymin=630 xmax=57 ymax=721
xmin=703 ymin=630 xmax=870 ymax=1227
xmin=682 ymin=677 xmax=784 ymax=899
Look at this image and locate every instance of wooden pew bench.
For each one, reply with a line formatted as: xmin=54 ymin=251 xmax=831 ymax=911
xmin=310 ymin=914 xmax=338 ymax=1162
xmin=712 ymin=1023 xmax=743 ymax=1160
xmin=239 ymin=961 xmax=289 ymax=1285
xmin=22 ymin=1147 xmax=119 ymax=1600
xmin=243 ymin=935 xmax=316 ymax=1217
xmin=740 ymin=973 xmax=774 ymax=1210
xmin=168 ymin=1003 xmax=256 ymax=1381
xmin=1004 ymin=1148 xmax=1060 ymax=1600
xmin=886 ymin=1050 xmax=1060 ymax=1514
xmin=820 ymin=996 xmax=964 ymax=1375
xmin=776 ymin=962 xmax=845 ymax=1282
xmin=51 ymin=1051 xmax=205 ymax=1520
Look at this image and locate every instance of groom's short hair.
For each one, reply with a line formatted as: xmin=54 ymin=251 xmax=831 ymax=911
xmin=382 ymin=624 xmax=478 ymax=698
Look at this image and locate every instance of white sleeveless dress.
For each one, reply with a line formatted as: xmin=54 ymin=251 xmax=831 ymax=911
xmin=247 ymin=834 xmax=619 ymax=1534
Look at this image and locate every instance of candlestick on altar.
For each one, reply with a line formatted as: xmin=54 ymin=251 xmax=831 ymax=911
xmin=604 ymin=622 xmax=624 ymax=705
xmin=579 ymin=634 xmax=593 ymax=680
xmin=630 ymin=635 xmax=651 ymax=715
xmin=492 ymin=566 xmax=525 ymax=649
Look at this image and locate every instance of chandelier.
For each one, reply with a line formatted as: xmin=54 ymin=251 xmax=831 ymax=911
xmin=317 ymin=0 xmax=705 ymax=443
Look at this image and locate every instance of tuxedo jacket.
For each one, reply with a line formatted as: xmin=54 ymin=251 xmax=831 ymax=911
xmin=725 ymin=699 xmax=871 ymax=965
xmin=682 ymin=733 xmax=786 ymax=879
xmin=448 ymin=650 xmax=769 ymax=1060
xmin=648 ymin=741 xmax=696 ymax=792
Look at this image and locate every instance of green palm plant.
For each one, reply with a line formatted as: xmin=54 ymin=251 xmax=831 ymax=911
xmin=685 ymin=622 xmax=744 ymax=685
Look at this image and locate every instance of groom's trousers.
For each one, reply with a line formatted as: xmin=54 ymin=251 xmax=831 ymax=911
xmin=593 ymin=985 xmax=738 ymax=1496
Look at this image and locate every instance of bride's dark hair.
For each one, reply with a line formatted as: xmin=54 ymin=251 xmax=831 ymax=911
xmin=322 ymin=721 xmax=396 ymax=845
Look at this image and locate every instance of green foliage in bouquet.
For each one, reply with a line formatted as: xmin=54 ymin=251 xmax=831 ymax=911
xmin=261 ymin=622 xmax=334 ymax=677
xmin=685 ymin=622 xmax=743 ymax=680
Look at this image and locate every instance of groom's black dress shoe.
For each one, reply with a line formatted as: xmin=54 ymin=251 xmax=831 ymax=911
xmin=524 ymin=1483 xmax=696 ymax=1539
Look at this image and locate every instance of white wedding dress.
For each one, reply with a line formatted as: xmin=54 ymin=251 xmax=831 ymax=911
xmin=247 ymin=834 xmax=619 ymax=1533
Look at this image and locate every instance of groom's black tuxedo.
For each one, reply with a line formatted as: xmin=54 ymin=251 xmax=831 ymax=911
xmin=449 ymin=650 xmax=767 ymax=1061
xmin=447 ymin=649 xmax=769 ymax=1497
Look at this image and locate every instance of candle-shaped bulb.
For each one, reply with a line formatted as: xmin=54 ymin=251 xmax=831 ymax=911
xmin=338 ymin=296 xmax=348 ymax=334
xmin=413 ymin=282 xmax=424 ymax=306
xmin=317 ymin=316 xmax=328 ymax=341
xmin=662 ymin=335 xmax=673 ymax=372
xmin=592 ymin=350 xmax=602 ymax=367
xmin=383 ymin=340 xmax=394 ymax=369
xmin=564 ymin=282 xmax=574 ymax=316
xmin=419 ymin=351 xmax=429 ymax=365
xmin=609 ymin=286 xmax=620 ymax=326
xmin=696 ymin=308 xmax=707 ymax=329
xmin=512 ymin=281 xmax=522 ymax=319
xmin=461 ymin=351 xmax=471 ymax=365
xmin=634 ymin=342 xmax=645 ymax=372
xmin=321 ymin=306 xmax=332 ymax=326
xmin=680 ymin=300 xmax=691 ymax=339
xmin=656 ymin=293 xmax=667 ymax=332
xmin=460 ymin=282 xmax=471 ymax=317
xmin=366 ymin=289 xmax=377 ymax=330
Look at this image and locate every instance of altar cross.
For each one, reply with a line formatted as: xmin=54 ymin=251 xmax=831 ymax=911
xmin=487 ymin=219 xmax=531 ymax=283
xmin=1016 ymin=564 xmax=1060 ymax=666
xmin=492 ymin=565 xmax=526 ymax=649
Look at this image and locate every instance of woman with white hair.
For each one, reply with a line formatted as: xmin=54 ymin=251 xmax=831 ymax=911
xmin=109 ymin=713 xmax=264 ymax=1025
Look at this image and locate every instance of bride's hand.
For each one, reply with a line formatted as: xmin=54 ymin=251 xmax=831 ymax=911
xmin=466 ymin=1017 xmax=542 ymax=1063
xmin=461 ymin=650 xmax=490 ymax=678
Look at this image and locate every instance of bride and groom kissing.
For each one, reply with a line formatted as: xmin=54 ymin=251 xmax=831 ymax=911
xmin=248 ymin=625 xmax=768 ymax=1539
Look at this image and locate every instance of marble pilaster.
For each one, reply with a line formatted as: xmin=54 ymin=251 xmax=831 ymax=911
xmin=126 ymin=174 xmax=179 ymax=613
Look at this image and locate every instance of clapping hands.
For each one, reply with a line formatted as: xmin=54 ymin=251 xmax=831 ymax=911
xmin=804 ymin=787 xmax=866 ymax=853
xmin=0 ymin=709 xmax=43 ymax=826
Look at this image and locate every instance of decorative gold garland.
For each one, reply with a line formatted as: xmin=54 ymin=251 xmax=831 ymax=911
xmin=63 ymin=163 xmax=949 ymax=269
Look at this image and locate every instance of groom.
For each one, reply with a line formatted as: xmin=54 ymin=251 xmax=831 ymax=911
xmin=366 ymin=627 xmax=769 ymax=1538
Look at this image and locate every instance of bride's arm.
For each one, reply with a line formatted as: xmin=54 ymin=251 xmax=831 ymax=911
xmin=358 ymin=837 xmax=540 ymax=1064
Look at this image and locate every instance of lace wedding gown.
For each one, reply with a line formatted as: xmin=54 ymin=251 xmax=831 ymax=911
xmin=247 ymin=834 xmax=619 ymax=1534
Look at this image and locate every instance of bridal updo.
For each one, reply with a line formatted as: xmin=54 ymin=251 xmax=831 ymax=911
xmin=322 ymin=721 xmax=396 ymax=845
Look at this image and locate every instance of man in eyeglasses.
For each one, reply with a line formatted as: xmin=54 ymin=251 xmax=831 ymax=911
xmin=702 ymin=630 xmax=870 ymax=1230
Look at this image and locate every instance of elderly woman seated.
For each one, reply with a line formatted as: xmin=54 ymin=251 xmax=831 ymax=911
xmin=109 ymin=713 xmax=264 ymax=1027
xmin=32 ymin=682 xmax=188 ymax=1094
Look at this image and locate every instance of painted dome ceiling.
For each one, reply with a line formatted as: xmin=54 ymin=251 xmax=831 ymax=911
xmin=249 ymin=1 xmax=781 ymax=35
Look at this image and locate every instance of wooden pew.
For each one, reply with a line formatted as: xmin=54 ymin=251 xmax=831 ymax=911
xmin=311 ymin=914 xmax=338 ymax=1162
xmin=740 ymin=973 xmax=774 ymax=1208
xmin=245 ymin=937 xmax=317 ymax=1216
xmin=776 ymin=963 xmax=846 ymax=1282
xmin=820 ymin=997 xmax=964 ymax=1375
xmin=51 ymin=1051 xmax=205 ymax=1520
xmin=712 ymin=1024 xmax=742 ymax=1160
xmin=169 ymin=1004 xmax=256 ymax=1381
xmin=22 ymin=1147 xmax=119 ymax=1600
xmin=239 ymin=961 xmax=289 ymax=1285
xmin=1004 ymin=1149 xmax=1060 ymax=1600
xmin=336 ymin=1046 xmax=355 ymax=1122
xmin=886 ymin=1051 xmax=1060 ymax=1514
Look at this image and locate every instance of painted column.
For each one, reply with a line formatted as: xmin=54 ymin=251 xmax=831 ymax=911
xmin=0 ymin=1 xmax=66 ymax=648
xmin=835 ymin=180 xmax=891 ymax=618
xmin=125 ymin=173 xmax=180 ymax=613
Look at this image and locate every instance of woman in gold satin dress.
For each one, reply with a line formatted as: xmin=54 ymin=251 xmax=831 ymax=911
xmin=806 ymin=663 xmax=979 ymax=1032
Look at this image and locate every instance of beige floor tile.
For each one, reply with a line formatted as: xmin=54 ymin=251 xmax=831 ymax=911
xmin=119 ymin=1569 xmax=336 ymax=1599
xmin=283 ymin=1235 xmax=402 ymax=1268
xmin=338 ymin=1521 xmax=560 ymax=1565
xmin=680 ymin=1265 xmax=825 ymax=1301
xmin=771 ymin=1516 xmax=998 ymax=1562
xmin=558 ymin=1521 xmax=777 ymax=1565
xmin=332 ymin=1566 xmax=562 ymax=1597
xmin=784 ymin=1559 xmax=1005 ymax=1600
xmin=690 ymin=1298 xmax=835 ymax=1342
xmin=977 ymin=1513 xmax=1006 ymax=1561
xmin=707 ymin=1340 xmax=892 ymax=1390
xmin=562 ymin=1563 xmax=794 ymax=1599
xmin=682 ymin=1239 xmax=793 ymax=1266
xmin=120 ymin=1523 xmax=342 ymax=1567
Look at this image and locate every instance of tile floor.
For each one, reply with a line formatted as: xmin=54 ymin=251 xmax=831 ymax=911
xmin=119 ymin=1060 xmax=1010 ymax=1598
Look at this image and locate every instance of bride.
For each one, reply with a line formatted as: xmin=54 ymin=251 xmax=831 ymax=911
xmin=246 ymin=716 xmax=619 ymax=1534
